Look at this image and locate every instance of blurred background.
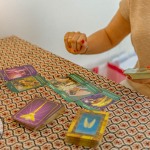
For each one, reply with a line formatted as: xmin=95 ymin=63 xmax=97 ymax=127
xmin=0 ymin=0 xmax=137 ymax=83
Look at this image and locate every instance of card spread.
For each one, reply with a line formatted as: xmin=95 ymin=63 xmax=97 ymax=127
xmin=47 ymin=73 xmax=120 ymax=110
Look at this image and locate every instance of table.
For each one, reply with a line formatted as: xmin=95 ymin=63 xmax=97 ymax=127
xmin=0 ymin=36 xmax=150 ymax=150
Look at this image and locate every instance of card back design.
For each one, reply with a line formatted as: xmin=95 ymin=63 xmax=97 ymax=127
xmin=13 ymin=97 xmax=65 ymax=130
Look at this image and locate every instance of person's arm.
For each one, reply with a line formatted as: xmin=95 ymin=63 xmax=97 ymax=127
xmin=64 ymin=9 xmax=131 ymax=54
xmin=86 ymin=10 xmax=131 ymax=54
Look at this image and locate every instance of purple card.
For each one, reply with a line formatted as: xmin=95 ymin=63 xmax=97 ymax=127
xmin=13 ymin=97 xmax=65 ymax=130
xmin=0 ymin=65 xmax=37 ymax=81
xmin=80 ymin=93 xmax=116 ymax=110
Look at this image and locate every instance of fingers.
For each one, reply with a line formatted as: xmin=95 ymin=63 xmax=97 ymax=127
xmin=80 ymin=39 xmax=88 ymax=54
xmin=64 ymin=32 xmax=87 ymax=54
xmin=64 ymin=32 xmax=74 ymax=53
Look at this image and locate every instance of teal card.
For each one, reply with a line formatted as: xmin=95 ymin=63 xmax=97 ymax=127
xmin=47 ymin=73 xmax=120 ymax=110
xmin=6 ymin=75 xmax=47 ymax=92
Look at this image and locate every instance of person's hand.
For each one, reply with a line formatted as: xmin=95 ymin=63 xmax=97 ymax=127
xmin=64 ymin=32 xmax=88 ymax=54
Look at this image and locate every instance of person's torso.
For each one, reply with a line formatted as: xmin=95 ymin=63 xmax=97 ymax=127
xmin=129 ymin=0 xmax=150 ymax=67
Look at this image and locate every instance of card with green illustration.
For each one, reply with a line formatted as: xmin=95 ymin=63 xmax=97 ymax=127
xmin=6 ymin=75 xmax=47 ymax=92
xmin=47 ymin=75 xmax=96 ymax=102
xmin=47 ymin=73 xmax=120 ymax=108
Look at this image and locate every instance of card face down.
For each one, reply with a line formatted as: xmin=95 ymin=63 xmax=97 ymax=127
xmin=6 ymin=75 xmax=47 ymax=92
xmin=0 ymin=65 xmax=37 ymax=81
xmin=65 ymin=109 xmax=109 ymax=147
xmin=13 ymin=97 xmax=65 ymax=130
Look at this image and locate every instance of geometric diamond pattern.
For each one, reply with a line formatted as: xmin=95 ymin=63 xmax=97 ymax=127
xmin=0 ymin=36 xmax=150 ymax=149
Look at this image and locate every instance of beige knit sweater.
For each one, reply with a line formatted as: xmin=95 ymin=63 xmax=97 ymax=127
xmin=119 ymin=0 xmax=150 ymax=97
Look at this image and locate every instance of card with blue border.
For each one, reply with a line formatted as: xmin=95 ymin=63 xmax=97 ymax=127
xmin=65 ymin=109 xmax=109 ymax=147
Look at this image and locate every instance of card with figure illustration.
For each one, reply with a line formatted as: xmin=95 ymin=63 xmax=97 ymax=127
xmin=47 ymin=74 xmax=100 ymax=102
xmin=49 ymin=76 xmax=80 ymax=92
xmin=77 ymin=93 xmax=119 ymax=111
xmin=47 ymin=73 xmax=120 ymax=106
xmin=6 ymin=75 xmax=47 ymax=92
xmin=13 ymin=97 xmax=65 ymax=130
xmin=0 ymin=65 xmax=37 ymax=81
xmin=65 ymin=109 xmax=109 ymax=147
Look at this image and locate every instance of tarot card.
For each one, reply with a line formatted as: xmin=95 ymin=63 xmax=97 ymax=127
xmin=77 ymin=93 xmax=120 ymax=111
xmin=47 ymin=76 xmax=98 ymax=102
xmin=6 ymin=75 xmax=47 ymax=92
xmin=13 ymin=97 xmax=65 ymax=130
xmin=50 ymin=76 xmax=81 ymax=92
xmin=124 ymin=68 xmax=150 ymax=79
xmin=65 ymin=109 xmax=109 ymax=147
xmin=47 ymin=74 xmax=120 ymax=104
xmin=0 ymin=65 xmax=37 ymax=81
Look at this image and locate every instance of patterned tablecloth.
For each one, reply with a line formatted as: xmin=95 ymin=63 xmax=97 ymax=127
xmin=0 ymin=36 xmax=150 ymax=150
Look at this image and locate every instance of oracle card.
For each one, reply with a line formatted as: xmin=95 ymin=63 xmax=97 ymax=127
xmin=47 ymin=74 xmax=120 ymax=106
xmin=47 ymin=75 xmax=98 ymax=102
xmin=65 ymin=109 xmax=109 ymax=147
xmin=77 ymin=93 xmax=120 ymax=111
xmin=6 ymin=75 xmax=47 ymax=92
xmin=13 ymin=97 xmax=65 ymax=130
xmin=0 ymin=65 xmax=37 ymax=81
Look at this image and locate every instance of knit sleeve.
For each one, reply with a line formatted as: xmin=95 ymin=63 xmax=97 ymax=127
xmin=119 ymin=0 xmax=130 ymax=21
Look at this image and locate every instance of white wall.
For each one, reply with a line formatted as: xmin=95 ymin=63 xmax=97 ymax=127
xmin=0 ymin=0 xmax=134 ymax=68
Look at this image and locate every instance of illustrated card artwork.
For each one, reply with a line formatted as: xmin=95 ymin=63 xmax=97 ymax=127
xmin=49 ymin=77 xmax=93 ymax=99
xmin=75 ymin=112 xmax=103 ymax=135
xmin=65 ymin=109 xmax=109 ymax=147
xmin=50 ymin=76 xmax=80 ymax=91
xmin=0 ymin=65 xmax=37 ymax=81
xmin=6 ymin=75 xmax=47 ymax=92
xmin=80 ymin=93 xmax=117 ymax=110
xmin=47 ymin=74 xmax=120 ymax=104
xmin=13 ymin=98 xmax=65 ymax=130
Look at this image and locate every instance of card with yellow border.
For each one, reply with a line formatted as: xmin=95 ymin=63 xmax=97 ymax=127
xmin=65 ymin=109 xmax=109 ymax=147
